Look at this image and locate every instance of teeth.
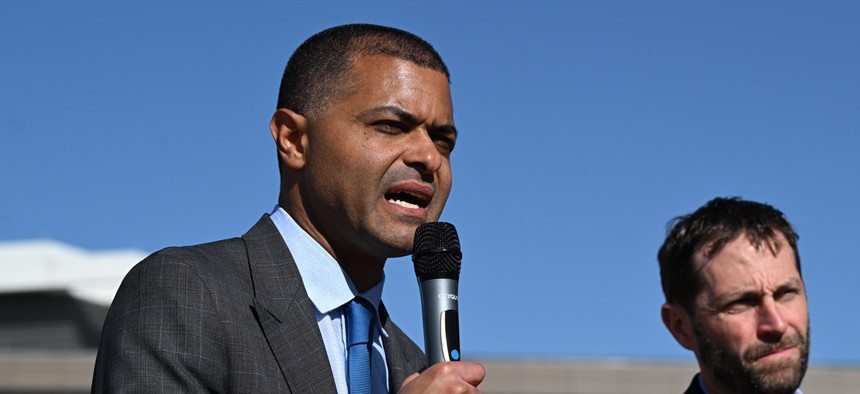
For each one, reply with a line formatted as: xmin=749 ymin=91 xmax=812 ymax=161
xmin=389 ymin=198 xmax=419 ymax=209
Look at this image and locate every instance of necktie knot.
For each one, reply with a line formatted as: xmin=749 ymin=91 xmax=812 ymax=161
xmin=347 ymin=297 xmax=374 ymax=394
xmin=347 ymin=298 xmax=374 ymax=346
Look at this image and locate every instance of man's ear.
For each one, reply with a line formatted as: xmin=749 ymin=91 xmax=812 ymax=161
xmin=270 ymin=108 xmax=309 ymax=170
xmin=661 ymin=303 xmax=698 ymax=351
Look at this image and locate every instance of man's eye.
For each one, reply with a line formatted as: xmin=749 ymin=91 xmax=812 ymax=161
xmin=724 ymin=299 xmax=755 ymax=314
xmin=434 ymin=136 xmax=455 ymax=152
xmin=373 ymin=120 xmax=405 ymax=133
xmin=776 ymin=289 xmax=800 ymax=302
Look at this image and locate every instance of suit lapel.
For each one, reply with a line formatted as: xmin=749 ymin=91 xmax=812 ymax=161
xmin=244 ymin=215 xmax=337 ymax=393
xmin=380 ymin=303 xmax=427 ymax=391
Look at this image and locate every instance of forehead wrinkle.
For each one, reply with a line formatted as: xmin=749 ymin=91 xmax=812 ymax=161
xmin=696 ymin=238 xmax=801 ymax=307
xmin=696 ymin=233 xmax=764 ymax=272
xmin=694 ymin=240 xmax=758 ymax=305
xmin=699 ymin=270 xmax=756 ymax=307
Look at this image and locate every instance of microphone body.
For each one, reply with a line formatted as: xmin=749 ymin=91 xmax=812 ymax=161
xmin=412 ymin=222 xmax=462 ymax=365
xmin=417 ymin=277 xmax=460 ymax=364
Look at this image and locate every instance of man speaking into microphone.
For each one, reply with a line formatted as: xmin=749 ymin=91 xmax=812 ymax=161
xmin=93 ymin=24 xmax=484 ymax=393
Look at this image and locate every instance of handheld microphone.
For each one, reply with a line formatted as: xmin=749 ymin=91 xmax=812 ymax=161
xmin=412 ymin=222 xmax=462 ymax=365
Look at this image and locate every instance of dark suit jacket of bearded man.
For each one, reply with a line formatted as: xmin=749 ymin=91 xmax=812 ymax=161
xmin=683 ymin=374 xmax=706 ymax=394
xmin=92 ymin=214 xmax=426 ymax=393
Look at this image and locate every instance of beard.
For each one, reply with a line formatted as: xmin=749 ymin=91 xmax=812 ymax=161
xmin=694 ymin=321 xmax=810 ymax=394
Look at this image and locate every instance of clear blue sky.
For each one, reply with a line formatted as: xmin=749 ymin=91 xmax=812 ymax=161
xmin=2 ymin=2 xmax=858 ymax=365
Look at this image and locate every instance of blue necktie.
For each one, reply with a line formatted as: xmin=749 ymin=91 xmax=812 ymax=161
xmin=347 ymin=298 xmax=373 ymax=394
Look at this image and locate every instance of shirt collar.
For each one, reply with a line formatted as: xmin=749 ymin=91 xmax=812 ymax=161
xmin=269 ymin=206 xmax=387 ymax=335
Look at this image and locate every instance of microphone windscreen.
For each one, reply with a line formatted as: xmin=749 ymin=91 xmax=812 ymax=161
xmin=412 ymin=222 xmax=462 ymax=280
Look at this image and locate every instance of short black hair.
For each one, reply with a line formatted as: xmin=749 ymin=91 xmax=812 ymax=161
xmin=276 ymin=23 xmax=450 ymax=117
xmin=658 ymin=197 xmax=801 ymax=314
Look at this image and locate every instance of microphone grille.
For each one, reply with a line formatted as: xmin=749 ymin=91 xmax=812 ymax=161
xmin=412 ymin=222 xmax=462 ymax=279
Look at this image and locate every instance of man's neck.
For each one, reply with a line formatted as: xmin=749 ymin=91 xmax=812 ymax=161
xmin=278 ymin=201 xmax=386 ymax=291
xmin=336 ymin=254 xmax=385 ymax=292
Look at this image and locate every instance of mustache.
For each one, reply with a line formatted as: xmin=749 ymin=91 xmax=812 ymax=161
xmin=743 ymin=332 xmax=805 ymax=362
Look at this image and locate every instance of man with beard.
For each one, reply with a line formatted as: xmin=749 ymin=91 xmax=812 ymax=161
xmin=93 ymin=24 xmax=485 ymax=393
xmin=658 ymin=197 xmax=810 ymax=394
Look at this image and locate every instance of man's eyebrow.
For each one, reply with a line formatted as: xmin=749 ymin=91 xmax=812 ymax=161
xmin=776 ymin=277 xmax=804 ymax=291
xmin=713 ymin=288 xmax=760 ymax=305
xmin=431 ymin=123 xmax=458 ymax=138
xmin=357 ymin=106 xmax=419 ymax=124
xmin=357 ymin=105 xmax=457 ymax=136
xmin=713 ymin=277 xmax=804 ymax=305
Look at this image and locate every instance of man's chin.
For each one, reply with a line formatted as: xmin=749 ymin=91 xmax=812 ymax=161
xmin=374 ymin=215 xmax=446 ymax=258
xmin=744 ymin=358 xmax=805 ymax=393
xmin=373 ymin=229 xmax=418 ymax=259
xmin=388 ymin=250 xmax=412 ymax=260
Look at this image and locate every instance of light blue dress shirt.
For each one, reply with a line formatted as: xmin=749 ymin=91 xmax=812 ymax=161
xmin=270 ymin=207 xmax=390 ymax=394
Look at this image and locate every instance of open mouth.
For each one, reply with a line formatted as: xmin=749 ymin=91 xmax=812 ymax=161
xmin=385 ymin=188 xmax=430 ymax=210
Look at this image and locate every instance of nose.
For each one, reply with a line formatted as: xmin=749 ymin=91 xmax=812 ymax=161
xmin=403 ymin=130 xmax=444 ymax=177
xmin=757 ymin=298 xmax=788 ymax=342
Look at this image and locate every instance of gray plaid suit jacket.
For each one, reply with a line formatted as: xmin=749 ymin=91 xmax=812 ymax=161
xmin=92 ymin=214 xmax=426 ymax=393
